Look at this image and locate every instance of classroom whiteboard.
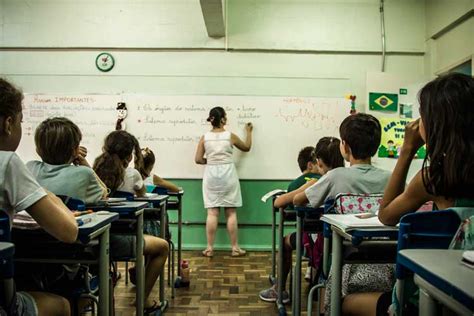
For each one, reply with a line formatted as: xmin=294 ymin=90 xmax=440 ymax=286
xmin=17 ymin=94 xmax=351 ymax=180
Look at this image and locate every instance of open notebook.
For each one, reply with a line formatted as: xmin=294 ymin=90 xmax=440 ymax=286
xmin=261 ymin=189 xmax=287 ymax=203
xmin=321 ymin=214 xmax=399 ymax=232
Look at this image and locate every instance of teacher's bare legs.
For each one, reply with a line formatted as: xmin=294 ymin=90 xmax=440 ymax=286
xmin=225 ymin=208 xmax=246 ymax=256
xmin=204 ymin=208 xmax=219 ymax=256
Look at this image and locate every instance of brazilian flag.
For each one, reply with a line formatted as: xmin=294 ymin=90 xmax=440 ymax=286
xmin=369 ymin=92 xmax=398 ymax=112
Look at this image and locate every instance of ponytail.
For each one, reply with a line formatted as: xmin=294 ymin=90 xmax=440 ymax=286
xmin=93 ymin=152 xmax=125 ymax=192
xmin=207 ymin=106 xmax=226 ymax=128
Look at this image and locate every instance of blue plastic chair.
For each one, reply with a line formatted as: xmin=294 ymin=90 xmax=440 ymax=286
xmin=395 ymin=210 xmax=462 ymax=315
xmin=57 ymin=195 xmax=86 ymax=211
xmin=0 ymin=211 xmax=16 ymax=314
xmin=111 ymin=191 xmax=135 ymax=201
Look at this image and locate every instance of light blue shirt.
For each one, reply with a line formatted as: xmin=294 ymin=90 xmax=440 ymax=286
xmin=27 ymin=160 xmax=104 ymax=205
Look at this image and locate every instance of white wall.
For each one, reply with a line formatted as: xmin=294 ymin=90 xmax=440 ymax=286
xmin=424 ymin=0 xmax=474 ymax=76
xmin=0 ymin=0 xmax=426 ymax=111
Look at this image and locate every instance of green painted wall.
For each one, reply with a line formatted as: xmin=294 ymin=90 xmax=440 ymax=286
xmin=167 ymin=179 xmax=296 ymax=250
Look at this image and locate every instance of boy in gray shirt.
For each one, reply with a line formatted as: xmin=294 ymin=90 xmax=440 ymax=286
xmin=294 ymin=113 xmax=393 ymax=315
xmin=294 ymin=113 xmax=391 ymax=207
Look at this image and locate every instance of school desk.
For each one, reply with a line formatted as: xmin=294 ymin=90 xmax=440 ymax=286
xmin=164 ymin=190 xmax=184 ymax=286
xmin=89 ymin=201 xmax=149 ymax=316
xmin=13 ymin=212 xmax=118 ymax=316
xmin=0 ymin=241 xmax=15 ymax=310
xmin=399 ymin=249 xmax=474 ymax=316
xmin=321 ymin=214 xmax=399 ymax=316
xmin=134 ymin=194 xmax=174 ymax=300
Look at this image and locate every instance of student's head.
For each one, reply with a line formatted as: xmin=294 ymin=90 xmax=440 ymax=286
xmin=34 ymin=117 xmax=82 ymax=164
xmin=297 ymin=146 xmax=316 ymax=173
xmin=141 ymin=147 xmax=156 ymax=178
xmin=207 ymin=106 xmax=226 ymax=128
xmin=314 ymin=137 xmax=345 ymax=174
xmin=93 ymin=130 xmax=144 ymax=191
xmin=339 ymin=113 xmax=381 ymax=161
xmin=418 ymin=73 xmax=474 ymax=199
xmin=0 ymin=78 xmax=23 ymax=151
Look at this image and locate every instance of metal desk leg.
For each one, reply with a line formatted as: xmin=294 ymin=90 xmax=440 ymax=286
xmin=177 ymin=196 xmax=182 ymax=278
xmin=136 ymin=210 xmax=145 ymax=316
xmin=419 ymin=288 xmax=439 ymax=316
xmin=271 ymin=205 xmax=276 ymax=285
xmin=276 ymin=208 xmax=286 ymax=314
xmin=99 ymin=226 xmax=110 ymax=316
xmin=160 ymin=203 xmax=168 ymax=310
xmin=292 ymin=214 xmax=303 ymax=316
xmin=323 ymin=237 xmax=330 ymax=278
xmin=330 ymin=228 xmax=342 ymax=316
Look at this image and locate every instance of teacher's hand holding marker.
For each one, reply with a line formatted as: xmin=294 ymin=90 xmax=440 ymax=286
xmin=195 ymin=106 xmax=253 ymax=257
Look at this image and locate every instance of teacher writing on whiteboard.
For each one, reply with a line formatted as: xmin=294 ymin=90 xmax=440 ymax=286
xmin=195 ymin=106 xmax=253 ymax=257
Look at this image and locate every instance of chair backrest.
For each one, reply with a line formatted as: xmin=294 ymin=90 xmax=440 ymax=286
xmin=152 ymin=186 xmax=168 ymax=195
xmin=0 ymin=211 xmax=11 ymax=242
xmin=57 ymin=195 xmax=86 ymax=211
xmin=396 ymin=210 xmax=461 ymax=278
xmin=111 ymin=191 xmax=135 ymax=201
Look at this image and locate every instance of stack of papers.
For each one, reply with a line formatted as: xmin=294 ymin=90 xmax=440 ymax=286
xmin=321 ymin=214 xmax=398 ymax=232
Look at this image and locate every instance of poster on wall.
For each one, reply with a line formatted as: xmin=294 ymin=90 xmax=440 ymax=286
xmin=369 ymin=92 xmax=398 ymax=112
xmin=378 ymin=118 xmax=426 ymax=159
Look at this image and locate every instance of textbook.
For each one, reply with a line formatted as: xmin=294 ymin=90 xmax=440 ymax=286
xmin=261 ymin=189 xmax=287 ymax=203
xmin=321 ymin=214 xmax=398 ymax=232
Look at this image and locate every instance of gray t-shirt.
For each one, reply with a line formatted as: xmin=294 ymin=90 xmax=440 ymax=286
xmin=26 ymin=161 xmax=104 ymax=205
xmin=305 ymin=164 xmax=391 ymax=208
xmin=0 ymin=151 xmax=47 ymax=223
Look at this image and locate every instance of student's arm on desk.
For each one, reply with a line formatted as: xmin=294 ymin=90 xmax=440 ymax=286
xmin=27 ymin=191 xmax=78 ymax=243
xmin=153 ymin=174 xmax=180 ymax=193
xmin=195 ymin=136 xmax=207 ymax=164
xmin=274 ymin=179 xmax=317 ymax=208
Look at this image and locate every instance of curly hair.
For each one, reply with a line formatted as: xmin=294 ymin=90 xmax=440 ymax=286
xmin=0 ymin=78 xmax=23 ymax=119
xmin=93 ymin=130 xmax=144 ymax=192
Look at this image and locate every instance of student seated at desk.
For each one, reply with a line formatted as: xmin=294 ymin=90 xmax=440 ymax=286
xmin=371 ymin=73 xmax=474 ymax=316
xmin=0 ymin=78 xmax=77 ymax=316
xmin=293 ymin=113 xmax=393 ymax=315
xmin=259 ymin=138 xmax=343 ymax=303
xmin=140 ymin=147 xmax=180 ymax=193
xmin=94 ymin=130 xmax=169 ymax=314
xmin=26 ymin=117 xmax=108 ymax=204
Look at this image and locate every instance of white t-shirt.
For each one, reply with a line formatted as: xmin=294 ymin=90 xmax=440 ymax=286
xmin=0 ymin=151 xmax=47 ymax=224
xmin=305 ymin=164 xmax=391 ymax=208
xmin=117 ymin=167 xmax=144 ymax=194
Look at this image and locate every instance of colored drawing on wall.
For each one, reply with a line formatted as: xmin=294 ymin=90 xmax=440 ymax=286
xmin=378 ymin=118 xmax=426 ymax=159
xmin=369 ymin=92 xmax=398 ymax=112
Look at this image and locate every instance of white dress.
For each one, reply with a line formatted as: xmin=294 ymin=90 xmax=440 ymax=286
xmin=202 ymin=131 xmax=242 ymax=208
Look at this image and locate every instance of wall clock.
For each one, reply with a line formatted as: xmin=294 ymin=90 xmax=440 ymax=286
xmin=96 ymin=53 xmax=115 ymax=72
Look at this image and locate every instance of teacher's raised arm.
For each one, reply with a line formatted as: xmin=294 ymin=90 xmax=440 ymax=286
xmin=231 ymin=122 xmax=253 ymax=152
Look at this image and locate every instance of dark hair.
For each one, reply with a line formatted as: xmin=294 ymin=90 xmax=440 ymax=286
xmin=419 ymin=73 xmax=474 ymax=199
xmin=35 ymin=117 xmax=82 ymax=164
xmin=207 ymin=106 xmax=226 ymax=128
xmin=0 ymin=78 xmax=23 ymax=119
xmin=297 ymin=146 xmax=316 ymax=172
xmin=314 ymin=137 xmax=344 ymax=169
xmin=93 ymin=130 xmax=144 ymax=192
xmin=339 ymin=113 xmax=381 ymax=159
xmin=141 ymin=148 xmax=156 ymax=178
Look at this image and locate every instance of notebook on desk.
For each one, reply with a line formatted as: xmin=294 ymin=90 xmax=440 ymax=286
xmin=321 ymin=214 xmax=398 ymax=232
xmin=261 ymin=189 xmax=287 ymax=202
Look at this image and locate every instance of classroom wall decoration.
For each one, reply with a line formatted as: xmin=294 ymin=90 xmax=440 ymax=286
xmin=377 ymin=118 xmax=426 ymax=159
xmin=18 ymin=94 xmax=350 ymax=180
